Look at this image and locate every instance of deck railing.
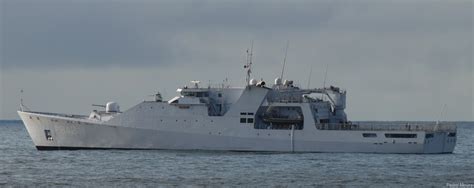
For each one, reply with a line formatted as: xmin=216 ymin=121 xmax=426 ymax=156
xmin=315 ymin=122 xmax=457 ymax=132
xmin=24 ymin=111 xmax=89 ymax=119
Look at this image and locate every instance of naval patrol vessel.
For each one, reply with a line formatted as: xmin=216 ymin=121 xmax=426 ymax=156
xmin=17 ymin=52 xmax=457 ymax=153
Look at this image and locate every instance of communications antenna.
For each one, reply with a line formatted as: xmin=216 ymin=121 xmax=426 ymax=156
xmin=244 ymin=40 xmax=254 ymax=85
xmin=279 ymin=41 xmax=290 ymax=80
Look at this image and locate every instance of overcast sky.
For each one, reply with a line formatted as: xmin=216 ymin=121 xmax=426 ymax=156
xmin=1 ymin=0 xmax=472 ymax=121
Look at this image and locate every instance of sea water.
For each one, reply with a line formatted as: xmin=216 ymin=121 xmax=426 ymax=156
xmin=0 ymin=121 xmax=473 ymax=187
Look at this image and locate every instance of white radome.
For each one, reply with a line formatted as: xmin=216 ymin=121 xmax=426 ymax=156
xmin=274 ymin=77 xmax=282 ymax=85
xmin=249 ymin=79 xmax=258 ymax=85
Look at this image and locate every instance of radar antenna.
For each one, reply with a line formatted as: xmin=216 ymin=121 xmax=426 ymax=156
xmin=191 ymin=80 xmax=201 ymax=88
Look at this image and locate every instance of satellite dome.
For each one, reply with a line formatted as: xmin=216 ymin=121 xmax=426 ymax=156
xmin=249 ymin=79 xmax=257 ymax=85
xmin=274 ymin=77 xmax=282 ymax=85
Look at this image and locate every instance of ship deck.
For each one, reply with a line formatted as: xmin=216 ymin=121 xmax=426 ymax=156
xmin=22 ymin=111 xmax=89 ymax=119
xmin=21 ymin=111 xmax=456 ymax=133
xmin=315 ymin=122 xmax=456 ymax=133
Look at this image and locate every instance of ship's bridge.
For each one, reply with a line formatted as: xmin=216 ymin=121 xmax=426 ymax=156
xmin=168 ymin=88 xmax=210 ymax=105
xmin=166 ymin=81 xmax=244 ymax=116
xmin=178 ymin=88 xmax=210 ymax=98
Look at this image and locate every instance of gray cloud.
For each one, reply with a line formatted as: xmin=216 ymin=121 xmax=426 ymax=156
xmin=2 ymin=0 xmax=470 ymax=69
xmin=1 ymin=0 xmax=472 ymax=120
xmin=1 ymin=0 xmax=337 ymax=68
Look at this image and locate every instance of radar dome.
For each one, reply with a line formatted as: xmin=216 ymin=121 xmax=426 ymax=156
xmin=274 ymin=78 xmax=282 ymax=85
xmin=106 ymin=102 xmax=120 ymax=113
xmin=249 ymin=79 xmax=257 ymax=86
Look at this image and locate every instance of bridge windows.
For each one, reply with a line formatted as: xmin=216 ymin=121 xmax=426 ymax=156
xmin=319 ymin=119 xmax=329 ymax=124
xmin=362 ymin=133 xmax=377 ymax=138
xmin=196 ymin=92 xmax=208 ymax=97
xmin=182 ymin=91 xmax=209 ymax=97
xmin=385 ymin=133 xmax=417 ymax=138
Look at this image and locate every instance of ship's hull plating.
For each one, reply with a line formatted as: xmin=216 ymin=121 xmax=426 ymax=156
xmin=19 ymin=111 xmax=456 ymax=154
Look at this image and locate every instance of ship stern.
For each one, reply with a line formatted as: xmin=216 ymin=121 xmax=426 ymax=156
xmin=422 ymin=130 xmax=457 ymax=154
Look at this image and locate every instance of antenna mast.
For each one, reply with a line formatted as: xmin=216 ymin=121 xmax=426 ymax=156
xmin=438 ymin=104 xmax=448 ymax=123
xmin=322 ymin=63 xmax=329 ymax=99
xmin=307 ymin=64 xmax=313 ymax=89
xmin=244 ymin=40 xmax=254 ymax=86
xmin=280 ymin=41 xmax=289 ymax=80
xmin=323 ymin=63 xmax=329 ymax=89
